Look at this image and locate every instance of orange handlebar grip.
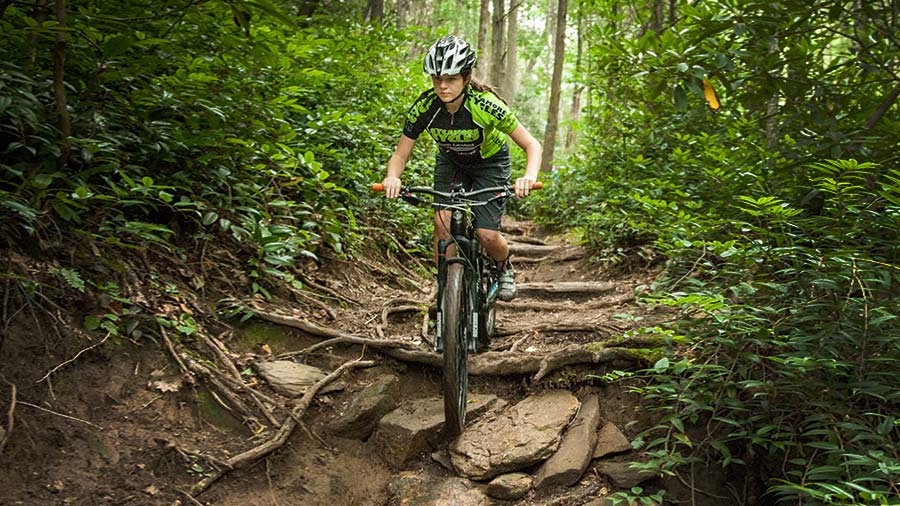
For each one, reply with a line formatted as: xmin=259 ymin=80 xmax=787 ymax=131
xmin=372 ymin=183 xmax=385 ymax=192
xmin=532 ymin=181 xmax=544 ymax=190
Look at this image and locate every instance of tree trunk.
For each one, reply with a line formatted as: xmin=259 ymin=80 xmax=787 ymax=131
xmin=565 ymin=5 xmax=584 ymax=150
xmin=53 ymin=0 xmax=70 ymax=170
xmin=476 ymin=0 xmax=490 ymax=81
xmin=503 ymin=0 xmax=519 ymax=105
xmin=489 ymin=0 xmax=505 ymax=88
xmin=541 ymin=0 xmax=567 ymax=172
xmin=395 ymin=0 xmax=408 ymax=27
xmin=366 ymin=0 xmax=384 ymax=23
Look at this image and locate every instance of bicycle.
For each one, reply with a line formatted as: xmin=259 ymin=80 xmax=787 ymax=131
xmin=373 ymin=181 xmax=542 ymax=436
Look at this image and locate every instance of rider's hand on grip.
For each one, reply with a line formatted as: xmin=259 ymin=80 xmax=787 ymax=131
xmin=378 ymin=177 xmax=402 ymax=198
xmin=514 ymin=178 xmax=543 ymax=198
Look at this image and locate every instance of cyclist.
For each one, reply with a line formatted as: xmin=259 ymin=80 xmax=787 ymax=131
xmin=381 ymin=35 xmax=542 ymax=302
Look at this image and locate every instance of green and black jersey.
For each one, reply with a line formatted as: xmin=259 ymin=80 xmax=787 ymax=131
xmin=403 ymin=86 xmax=519 ymax=164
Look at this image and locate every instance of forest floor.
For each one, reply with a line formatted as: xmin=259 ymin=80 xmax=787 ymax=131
xmin=0 ymin=218 xmax=712 ymax=506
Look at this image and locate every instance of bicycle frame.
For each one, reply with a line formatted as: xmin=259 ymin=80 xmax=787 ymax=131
xmin=434 ymin=200 xmax=490 ymax=354
xmin=373 ymin=180 xmax=540 ymax=435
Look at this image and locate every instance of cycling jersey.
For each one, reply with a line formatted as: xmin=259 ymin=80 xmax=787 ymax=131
xmin=403 ymin=86 xmax=519 ymax=164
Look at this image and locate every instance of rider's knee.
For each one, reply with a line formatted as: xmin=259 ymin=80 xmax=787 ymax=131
xmin=475 ymin=228 xmax=502 ymax=245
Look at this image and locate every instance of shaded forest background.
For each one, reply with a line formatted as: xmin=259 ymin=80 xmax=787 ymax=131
xmin=1 ymin=0 xmax=899 ymax=504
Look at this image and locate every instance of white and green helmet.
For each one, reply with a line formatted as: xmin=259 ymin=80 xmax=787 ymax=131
xmin=423 ymin=35 xmax=477 ymax=76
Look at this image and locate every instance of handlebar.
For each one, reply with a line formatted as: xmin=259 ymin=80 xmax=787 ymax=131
xmin=372 ymin=182 xmax=543 ymax=197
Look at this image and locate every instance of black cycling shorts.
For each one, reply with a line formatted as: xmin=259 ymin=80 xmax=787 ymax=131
xmin=433 ymin=144 xmax=511 ymax=231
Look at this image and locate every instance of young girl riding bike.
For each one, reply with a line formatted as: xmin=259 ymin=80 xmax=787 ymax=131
xmin=380 ymin=35 xmax=542 ymax=302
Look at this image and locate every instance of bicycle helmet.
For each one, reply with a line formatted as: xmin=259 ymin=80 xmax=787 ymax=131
xmin=423 ymin=35 xmax=477 ymax=76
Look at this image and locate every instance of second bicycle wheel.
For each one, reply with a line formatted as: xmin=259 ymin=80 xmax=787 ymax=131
xmin=441 ymin=262 xmax=468 ymax=437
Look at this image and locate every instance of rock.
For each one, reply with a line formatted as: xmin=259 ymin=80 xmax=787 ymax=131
xmin=387 ymin=472 xmax=489 ymax=506
xmin=253 ymin=361 xmax=344 ymax=397
xmin=593 ymin=422 xmax=632 ymax=459
xmin=486 ymin=473 xmax=533 ymax=500
xmin=450 ymin=389 xmax=580 ymax=481
xmin=534 ymin=394 xmax=601 ymax=489
xmin=584 ymin=499 xmax=616 ymax=506
xmin=431 ymin=450 xmax=454 ymax=470
xmin=369 ymin=394 xmax=501 ymax=467
xmin=594 ymin=460 xmax=656 ymax=489
xmin=329 ymin=374 xmax=400 ymax=439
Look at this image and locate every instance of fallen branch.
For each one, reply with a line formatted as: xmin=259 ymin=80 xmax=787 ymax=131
xmin=37 ymin=333 xmax=110 ymax=384
xmin=191 ymin=358 xmax=375 ymax=496
xmin=17 ymin=401 xmax=103 ymax=429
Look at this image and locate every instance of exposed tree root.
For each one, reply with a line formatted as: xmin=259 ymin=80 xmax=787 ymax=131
xmin=297 ymin=272 xmax=362 ymax=307
xmin=508 ymin=243 xmax=562 ymax=257
xmin=514 ymin=250 xmax=586 ymax=264
xmin=254 ymin=310 xmax=648 ymax=381
xmin=0 ymin=380 xmax=14 ymax=456
xmin=498 ymin=293 xmax=635 ymax=311
xmin=190 ymin=358 xmax=375 ymax=496
xmin=506 ymin=235 xmax=547 ymax=245
xmin=493 ymin=322 xmax=621 ymax=337
xmin=517 ymin=281 xmax=616 ymax=295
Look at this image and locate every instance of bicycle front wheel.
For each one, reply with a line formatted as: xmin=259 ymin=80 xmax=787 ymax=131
xmin=441 ymin=262 xmax=468 ymax=437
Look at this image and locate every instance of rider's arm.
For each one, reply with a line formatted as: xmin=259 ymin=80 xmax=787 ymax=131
xmin=383 ymin=134 xmax=416 ymax=198
xmin=509 ymin=124 xmax=542 ymax=197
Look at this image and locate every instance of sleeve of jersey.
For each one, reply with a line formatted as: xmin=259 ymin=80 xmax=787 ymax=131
xmin=482 ymin=93 xmax=519 ymax=134
xmin=402 ymin=92 xmax=435 ymax=140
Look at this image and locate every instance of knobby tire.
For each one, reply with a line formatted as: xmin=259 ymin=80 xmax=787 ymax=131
xmin=477 ymin=250 xmax=496 ymax=351
xmin=442 ymin=263 xmax=468 ymax=437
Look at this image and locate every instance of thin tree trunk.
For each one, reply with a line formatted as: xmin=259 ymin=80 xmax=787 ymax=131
xmin=53 ymin=0 xmax=70 ymax=170
xmin=864 ymin=80 xmax=900 ymax=129
xmin=565 ymin=4 xmax=584 ymax=150
xmin=503 ymin=0 xmax=519 ymax=104
xmin=765 ymin=36 xmax=780 ymax=151
xmin=490 ymin=0 xmax=505 ymax=87
xmin=541 ymin=0 xmax=567 ymax=172
xmin=366 ymin=0 xmax=384 ymax=23
xmin=476 ymin=0 xmax=490 ymax=80
xmin=395 ymin=0 xmax=408 ymax=27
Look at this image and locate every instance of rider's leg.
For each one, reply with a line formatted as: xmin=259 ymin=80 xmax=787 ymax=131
xmin=475 ymin=228 xmax=509 ymax=262
xmin=433 ymin=209 xmax=453 ymax=266
xmin=476 ymin=227 xmax=517 ymax=302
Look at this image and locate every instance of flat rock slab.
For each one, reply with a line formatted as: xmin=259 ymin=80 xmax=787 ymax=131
xmin=534 ymin=394 xmax=601 ymax=489
xmin=387 ymin=472 xmax=489 ymax=506
xmin=253 ymin=360 xmax=344 ymax=397
xmin=450 ymin=389 xmax=580 ymax=481
xmin=594 ymin=460 xmax=657 ymax=489
xmin=486 ymin=473 xmax=533 ymax=500
xmin=593 ymin=422 xmax=632 ymax=459
xmin=370 ymin=394 xmax=501 ymax=467
xmin=329 ymin=373 xmax=400 ymax=439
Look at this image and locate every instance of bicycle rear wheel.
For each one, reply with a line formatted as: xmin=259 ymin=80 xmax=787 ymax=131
xmin=441 ymin=262 xmax=468 ymax=437
xmin=477 ymin=251 xmax=497 ymax=351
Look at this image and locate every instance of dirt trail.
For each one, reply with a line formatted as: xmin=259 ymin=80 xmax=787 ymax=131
xmin=200 ymin=219 xmax=668 ymax=506
xmin=0 ymin=219 xmax=673 ymax=506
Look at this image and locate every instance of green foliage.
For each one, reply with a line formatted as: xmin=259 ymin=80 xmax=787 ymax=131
xmin=0 ymin=1 xmax=429 ymax=294
xmin=536 ymin=0 xmax=900 ymax=502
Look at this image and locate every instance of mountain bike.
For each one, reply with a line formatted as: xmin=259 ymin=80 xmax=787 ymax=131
xmin=373 ymin=181 xmax=542 ymax=436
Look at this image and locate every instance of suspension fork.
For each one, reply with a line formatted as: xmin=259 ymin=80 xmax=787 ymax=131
xmin=436 ymin=209 xmax=476 ymax=351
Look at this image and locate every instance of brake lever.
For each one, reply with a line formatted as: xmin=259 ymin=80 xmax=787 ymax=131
xmin=400 ymin=192 xmax=425 ymax=206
